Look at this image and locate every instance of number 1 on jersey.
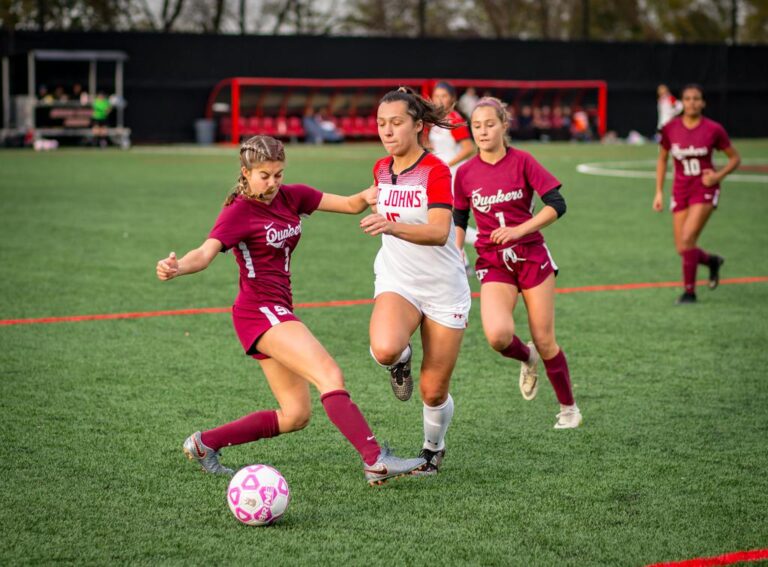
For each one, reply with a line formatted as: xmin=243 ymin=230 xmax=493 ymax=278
xmin=284 ymin=246 xmax=290 ymax=272
xmin=495 ymin=212 xmax=506 ymax=227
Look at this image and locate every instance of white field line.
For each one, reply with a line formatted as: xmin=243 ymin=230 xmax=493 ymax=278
xmin=576 ymin=159 xmax=768 ymax=184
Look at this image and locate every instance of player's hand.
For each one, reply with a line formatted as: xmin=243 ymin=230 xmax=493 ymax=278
xmin=490 ymin=226 xmax=524 ymax=245
xmin=157 ymin=251 xmax=180 ymax=281
xmin=701 ymin=168 xmax=719 ymax=187
xmin=652 ymin=193 xmax=664 ymax=212
xmin=362 ymin=185 xmax=379 ymax=206
xmin=360 ymin=213 xmax=393 ymax=236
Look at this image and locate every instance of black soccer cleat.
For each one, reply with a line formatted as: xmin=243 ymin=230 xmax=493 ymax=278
xmin=676 ymin=291 xmax=697 ymax=305
xmin=707 ymin=255 xmax=725 ymax=290
xmin=411 ymin=448 xmax=445 ymax=476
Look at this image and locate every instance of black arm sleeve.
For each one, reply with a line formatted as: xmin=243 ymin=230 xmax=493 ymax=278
xmin=453 ymin=208 xmax=470 ymax=230
xmin=541 ymin=188 xmax=566 ymax=218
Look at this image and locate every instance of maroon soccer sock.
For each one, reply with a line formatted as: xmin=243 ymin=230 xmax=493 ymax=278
xmin=320 ymin=389 xmax=381 ymax=466
xmin=695 ymin=247 xmax=711 ymax=265
xmin=681 ymin=249 xmax=699 ymax=293
xmin=201 ymin=410 xmax=279 ymax=451
xmin=500 ymin=336 xmax=531 ymax=362
xmin=542 ymin=350 xmax=575 ymax=406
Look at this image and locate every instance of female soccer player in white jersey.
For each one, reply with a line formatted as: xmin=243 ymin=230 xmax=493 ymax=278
xmin=453 ymin=98 xmax=581 ymax=429
xmin=156 ymin=136 xmax=424 ymax=485
xmin=429 ymin=81 xmax=479 ymax=266
xmin=361 ymin=87 xmax=472 ymax=474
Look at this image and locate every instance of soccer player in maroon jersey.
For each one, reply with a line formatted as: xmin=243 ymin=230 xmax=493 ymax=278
xmin=156 ymin=136 xmax=424 ymax=485
xmin=361 ymin=87 xmax=472 ymax=474
xmin=453 ymin=97 xmax=581 ymax=429
xmin=654 ymin=84 xmax=741 ymax=304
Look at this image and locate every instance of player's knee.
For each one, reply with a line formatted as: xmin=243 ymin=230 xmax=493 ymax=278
xmin=420 ymin=383 xmax=449 ymax=407
xmin=280 ymin=409 xmax=311 ymax=432
xmin=485 ymin=327 xmax=515 ymax=352
xmin=369 ymin=342 xmax=402 ymax=367
xmin=680 ymin=232 xmax=697 ymax=250
xmin=533 ymin=336 xmax=558 ymax=360
xmin=312 ymin=359 xmax=346 ymax=391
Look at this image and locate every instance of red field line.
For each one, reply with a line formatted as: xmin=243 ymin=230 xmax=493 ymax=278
xmin=1 ymin=276 xmax=767 ymax=327
xmin=647 ymin=548 xmax=768 ymax=567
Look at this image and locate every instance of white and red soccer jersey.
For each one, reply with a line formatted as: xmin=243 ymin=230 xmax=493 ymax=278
xmin=657 ymin=94 xmax=683 ymax=130
xmin=660 ymin=116 xmax=732 ymax=192
xmin=209 ymin=184 xmax=322 ymax=311
xmin=427 ymin=110 xmax=471 ymax=174
xmin=454 ymin=148 xmax=562 ymax=250
xmin=372 ymin=152 xmax=469 ymax=305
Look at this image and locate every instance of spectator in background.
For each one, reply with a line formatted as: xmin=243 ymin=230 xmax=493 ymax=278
xmin=91 ymin=91 xmax=112 ymax=147
xmin=72 ymin=83 xmax=88 ymax=105
xmin=571 ymin=108 xmax=591 ymax=142
xmin=457 ymin=87 xmax=478 ymax=118
xmin=517 ymin=105 xmax=535 ymax=140
xmin=551 ymin=106 xmax=569 ymax=141
xmin=534 ymin=105 xmax=553 ymax=141
xmin=302 ymin=110 xmax=343 ymax=144
xmin=38 ymin=85 xmax=54 ymax=103
xmin=657 ymin=84 xmax=682 ymax=132
xmin=506 ymin=105 xmax=519 ymax=138
xmin=53 ymin=86 xmax=68 ymax=102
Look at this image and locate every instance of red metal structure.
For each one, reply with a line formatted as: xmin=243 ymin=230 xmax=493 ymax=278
xmin=206 ymin=77 xmax=607 ymax=144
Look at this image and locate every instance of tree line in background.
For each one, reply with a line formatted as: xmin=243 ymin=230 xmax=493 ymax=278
xmin=2 ymin=0 xmax=766 ymax=43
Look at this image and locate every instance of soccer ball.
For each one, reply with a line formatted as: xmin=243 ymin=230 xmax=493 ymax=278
xmin=227 ymin=464 xmax=291 ymax=526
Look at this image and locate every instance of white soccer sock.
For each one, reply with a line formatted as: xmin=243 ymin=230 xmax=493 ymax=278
xmin=465 ymin=226 xmax=478 ymax=246
xmin=369 ymin=343 xmax=411 ymax=368
xmin=423 ymin=394 xmax=454 ymax=452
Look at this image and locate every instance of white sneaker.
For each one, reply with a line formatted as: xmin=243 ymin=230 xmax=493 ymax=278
xmin=554 ymin=405 xmax=582 ymax=429
xmin=519 ymin=342 xmax=540 ymax=401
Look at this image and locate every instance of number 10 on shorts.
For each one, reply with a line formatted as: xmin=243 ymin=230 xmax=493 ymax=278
xmin=259 ymin=305 xmax=292 ymax=326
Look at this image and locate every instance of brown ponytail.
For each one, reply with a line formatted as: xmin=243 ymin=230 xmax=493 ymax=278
xmin=379 ymin=86 xmax=456 ymax=132
xmin=225 ymin=135 xmax=286 ymax=206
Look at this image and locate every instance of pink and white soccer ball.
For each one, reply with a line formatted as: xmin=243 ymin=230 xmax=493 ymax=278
xmin=227 ymin=465 xmax=290 ymax=526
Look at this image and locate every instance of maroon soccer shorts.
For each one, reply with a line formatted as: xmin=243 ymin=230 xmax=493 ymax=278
xmin=671 ymin=184 xmax=720 ymax=213
xmin=232 ymin=303 xmax=301 ymax=360
xmin=474 ymin=241 xmax=558 ymax=291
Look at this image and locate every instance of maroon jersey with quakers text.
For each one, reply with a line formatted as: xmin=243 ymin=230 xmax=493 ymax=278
xmin=454 ymin=148 xmax=562 ymax=249
xmin=660 ymin=116 xmax=731 ymax=192
xmin=209 ymin=185 xmax=323 ymax=311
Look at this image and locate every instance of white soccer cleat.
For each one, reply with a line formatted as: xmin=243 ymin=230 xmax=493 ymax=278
xmin=519 ymin=342 xmax=540 ymax=401
xmin=554 ymin=405 xmax=582 ymax=429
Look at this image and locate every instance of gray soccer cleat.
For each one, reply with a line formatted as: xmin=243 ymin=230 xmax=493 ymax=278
xmin=387 ymin=344 xmax=413 ymax=401
xmin=183 ymin=431 xmax=234 ymax=476
xmin=411 ymin=448 xmax=445 ymax=476
xmin=364 ymin=446 xmax=426 ymax=485
xmin=519 ymin=341 xmax=540 ymax=401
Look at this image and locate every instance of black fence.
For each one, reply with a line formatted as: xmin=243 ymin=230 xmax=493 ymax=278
xmin=2 ymin=31 xmax=766 ymax=142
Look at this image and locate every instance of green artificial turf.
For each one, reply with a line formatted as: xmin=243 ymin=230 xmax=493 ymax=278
xmin=1 ymin=141 xmax=767 ymax=566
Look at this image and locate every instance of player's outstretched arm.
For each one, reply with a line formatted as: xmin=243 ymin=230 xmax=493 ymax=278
xmin=317 ymin=186 xmax=377 ymax=215
xmin=702 ymin=146 xmax=741 ymax=188
xmin=653 ymin=147 xmax=669 ymax=212
xmin=156 ymin=238 xmax=222 ymax=281
xmin=360 ymin=207 xmax=452 ymax=246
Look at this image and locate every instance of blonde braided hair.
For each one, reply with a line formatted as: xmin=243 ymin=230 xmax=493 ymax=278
xmin=225 ymin=135 xmax=286 ymax=206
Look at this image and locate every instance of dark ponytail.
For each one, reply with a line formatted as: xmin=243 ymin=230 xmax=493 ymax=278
xmin=379 ymin=86 xmax=455 ymax=131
